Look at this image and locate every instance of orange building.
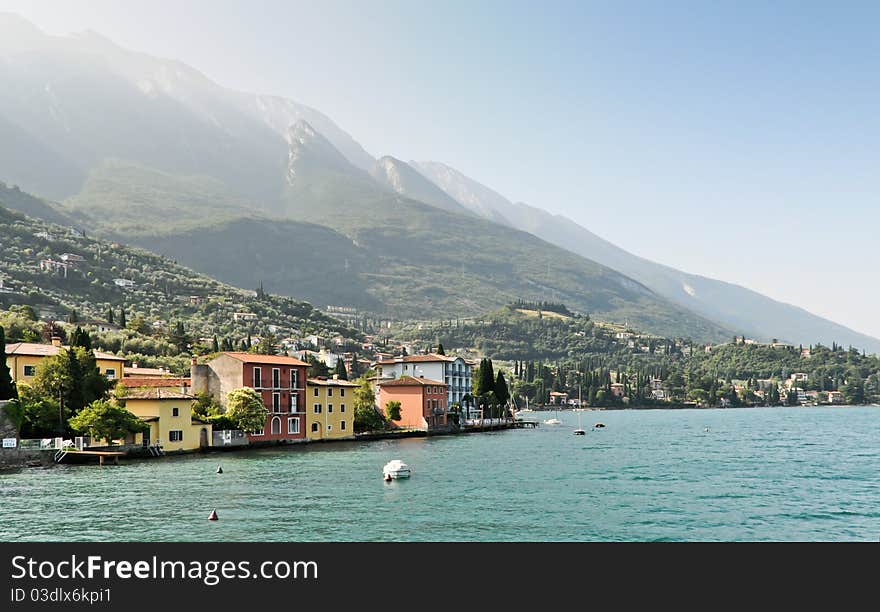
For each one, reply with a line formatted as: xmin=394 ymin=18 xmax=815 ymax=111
xmin=378 ymin=376 xmax=448 ymax=432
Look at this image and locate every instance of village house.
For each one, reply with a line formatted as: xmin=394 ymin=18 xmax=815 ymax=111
xmin=232 ymin=312 xmax=257 ymax=322
xmin=377 ymin=376 xmax=449 ymax=432
xmin=5 ymin=338 xmax=125 ymax=382
xmin=113 ymin=278 xmax=135 ymax=288
xmin=191 ymin=352 xmax=309 ymax=443
xmin=121 ymin=387 xmax=212 ymax=453
xmin=305 ymin=376 xmax=358 ymax=441
xmin=549 ymin=391 xmax=568 ymax=405
xmin=610 ymin=383 xmax=625 ymax=398
xmin=826 ymin=390 xmax=845 ymax=404
xmin=373 ymin=353 xmax=473 ymax=411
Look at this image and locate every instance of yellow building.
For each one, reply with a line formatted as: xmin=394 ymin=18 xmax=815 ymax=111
xmin=306 ymin=376 xmax=358 ymax=441
xmin=5 ymin=340 xmax=125 ymax=383
xmin=121 ymin=388 xmax=212 ymax=453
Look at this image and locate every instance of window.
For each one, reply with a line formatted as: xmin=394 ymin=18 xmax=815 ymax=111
xmin=253 ymin=367 xmax=262 ymax=389
xmin=172 ymin=407 xmax=179 ymax=417
xmin=272 ymin=368 xmax=280 ymax=389
xmin=340 ymin=403 xmax=345 ymax=413
xmin=314 ymin=404 xmax=322 ymax=414
xmin=288 ymin=417 xmax=300 ymax=434
xmin=23 ymin=365 xmax=36 ymax=377
xmin=290 ymin=370 xmax=298 ymax=389
xmin=169 ymin=430 xmax=183 ymax=442
xmin=313 ymin=387 xmax=319 ymax=397
xmin=327 ymin=424 xmax=332 ymax=431
xmin=271 ymin=417 xmax=281 ymax=435
xmin=253 ymin=426 xmax=265 ymax=436
xmin=340 ymin=388 xmax=346 ymax=397
xmin=290 ymin=394 xmax=298 ymax=412
xmin=328 ymin=387 xmax=333 ymax=397
xmin=272 ymin=393 xmax=281 ymax=413
xmin=340 ymin=420 xmax=346 ymax=431
xmin=311 ymin=423 xmax=319 ymax=433
xmin=105 ymin=368 xmax=116 ymax=379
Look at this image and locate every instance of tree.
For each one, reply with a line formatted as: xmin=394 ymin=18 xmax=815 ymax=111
xmin=67 ymin=308 xmax=79 ymax=324
xmin=70 ymin=326 xmax=91 ymax=350
xmin=494 ymin=371 xmax=510 ymax=407
xmin=353 ymin=378 xmax=385 ymax=432
xmin=254 ymin=332 xmax=278 ymax=355
xmin=118 ymin=307 xmax=127 ymax=328
xmin=191 ymin=392 xmax=221 ymax=418
xmin=225 ymin=387 xmax=268 ymax=432
xmin=31 ymin=347 xmax=112 ymax=419
xmin=211 ymin=335 xmax=220 ymax=353
xmin=436 ymin=343 xmax=446 ymax=355
xmin=167 ymin=321 xmax=190 ymax=354
xmin=0 ymin=325 xmax=17 ymax=400
xmin=106 ymin=307 xmax=114 ymax=325
xmin=69 ymin=400 xmax=149 ymax=445
xmin=306 ymin=354 xmax=330 ymax=378
xmin=6 ymin=384 xmax=61 ymax=437
xmin=385 ymin=400 xmax=402 ymax=421
xmin=841 ymin=377 xmax=866 ymax=405
xmin=333 ymin=359 xmax=349 ymax=380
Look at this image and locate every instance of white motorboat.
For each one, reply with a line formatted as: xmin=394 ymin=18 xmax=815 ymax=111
xmin=543 ymin=417 xmax=563 ymax=425
xmin=383 ymin=459 xmax=412 ymax=480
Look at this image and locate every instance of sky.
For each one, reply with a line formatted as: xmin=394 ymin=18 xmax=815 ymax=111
xmin=1 ymin=0 xmax=878 ymax=337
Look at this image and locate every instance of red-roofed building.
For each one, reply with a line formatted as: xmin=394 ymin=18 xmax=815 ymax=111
xmin=191 ymin=352 xmax=309 ymax=442
xmin=378 ymin=376 xmax=448 ymax=432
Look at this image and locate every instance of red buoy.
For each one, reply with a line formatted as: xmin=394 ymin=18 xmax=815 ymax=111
xmin=208 ymin=509 xmax=218 ymax=521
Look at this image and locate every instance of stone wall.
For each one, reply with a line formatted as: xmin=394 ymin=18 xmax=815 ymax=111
xmin=0 ymin=399 xmax=48 ymax=469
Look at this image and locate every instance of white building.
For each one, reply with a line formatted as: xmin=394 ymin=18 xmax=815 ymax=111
xmin=374 ymin=354 xmax=473 ymax=413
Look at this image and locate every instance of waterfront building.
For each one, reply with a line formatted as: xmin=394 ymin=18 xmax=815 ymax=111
xmin=5 ymin=338 xmax=125 ymax=382
xmin=373 ymin=354 xmax=473 ymax=410
xmin=191 ymin=352 xmax=308 ymax=443
xmin=121 ymin=387 xmax=212 ymax=452
xmin=305 ymin=376 xmax=358 ymax=441
xmin=377 ymin=376 xmax=448 ymax=432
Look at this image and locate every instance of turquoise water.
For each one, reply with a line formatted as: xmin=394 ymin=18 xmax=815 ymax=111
xmin=1 ymin=407 xmax=878 ymax=541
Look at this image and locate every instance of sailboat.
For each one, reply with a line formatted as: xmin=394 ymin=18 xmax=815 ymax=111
xmin=543 ymin=400 xmax=562 ymax=425
xmin=573 ymin=408 xmax=586 ymax=435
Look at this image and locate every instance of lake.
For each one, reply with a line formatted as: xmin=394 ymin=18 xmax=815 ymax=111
xmin=1 ymin=406 xmax=878 ymax=541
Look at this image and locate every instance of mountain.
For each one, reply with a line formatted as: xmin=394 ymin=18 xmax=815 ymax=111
xmin=369 ymin=156 xmax=471 ymax=216
xmin=0 ymin=12 xmax=374 ymax=202
xmin=413 ymin=162 xmax=880 ymax=354
xmin=0 ymin=14 xmax=737 ymax=342
xmin=411 ymin=161 xmax=512 ymax=225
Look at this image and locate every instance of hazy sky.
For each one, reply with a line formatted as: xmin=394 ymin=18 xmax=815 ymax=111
xmin=1 ymin=0 xmax=878 ymax=338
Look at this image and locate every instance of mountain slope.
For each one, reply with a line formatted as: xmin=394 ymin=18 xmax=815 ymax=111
xmin=0 ymin=13 xmax=373 ymax=202
xmin=369 ymin=156 xmax=472 ymax=216
xmin=414 ymin=161 xmax=880 ymax=354
xmin=0 ymin=202 xmax=360 ymax=343
xmin=411 ymin=161 xmax=512 ymax=226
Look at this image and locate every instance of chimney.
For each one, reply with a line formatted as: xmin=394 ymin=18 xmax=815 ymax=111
xmin=181 ymin=380 xmax=189 ymax=396
xmin=332 ymin=374 xmax=339 ymax=380
xmin=51 ymin=336 xmax=62 ymax=347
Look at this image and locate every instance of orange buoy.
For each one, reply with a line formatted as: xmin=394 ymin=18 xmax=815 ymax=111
xmin=208 ymin=509 xmax=218 ymax=521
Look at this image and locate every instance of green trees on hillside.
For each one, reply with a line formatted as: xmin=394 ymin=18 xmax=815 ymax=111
xmin=0 ymin=325 xmax=17 ymax=400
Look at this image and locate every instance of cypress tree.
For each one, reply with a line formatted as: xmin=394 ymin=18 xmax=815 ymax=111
xmin=436 ymin=343 xmax=445 ymax=355
xmin=107 ymin=307 xmax=114 ymax=325
xmin=212 ymin=335 xmax=220 ymax=353
xmin=334 ymin=359 xmax=349 ymax=380
xmin=119 ymin=307 xmax=127 ymax=328
xmin=494 ymin=371 xmax=510 ymax=406
xmin=0 ymin=326 xmax=17 ymax=400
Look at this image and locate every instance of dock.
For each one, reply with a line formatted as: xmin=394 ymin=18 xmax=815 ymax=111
xmin=54 ymin=449 xmax=127 ymax=465
xmin=513 ymin=420 xmax=539 ymax=428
